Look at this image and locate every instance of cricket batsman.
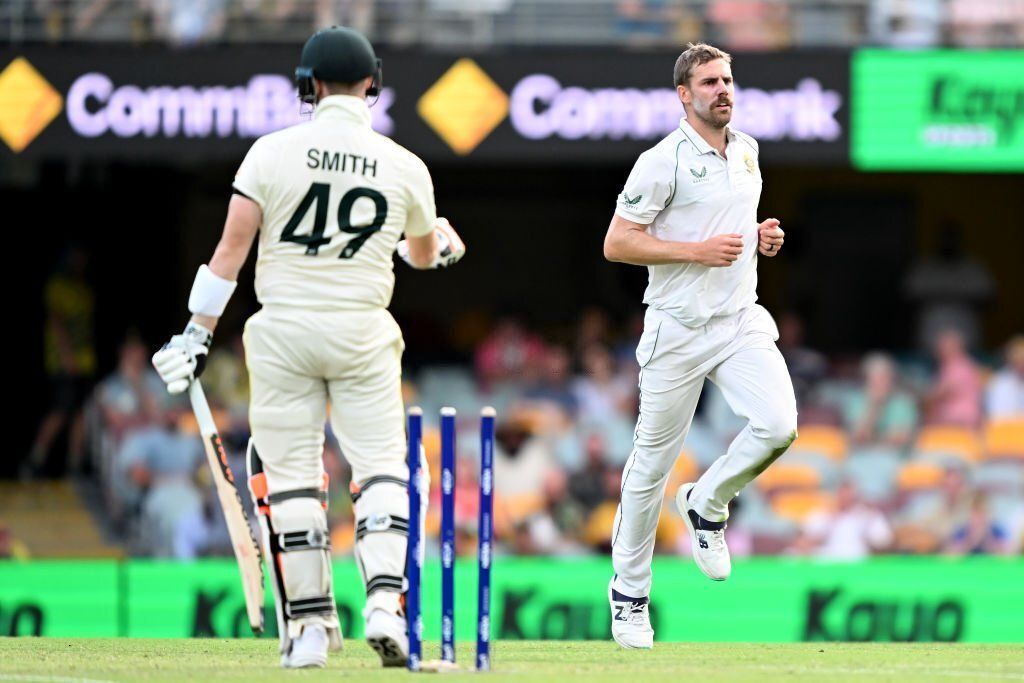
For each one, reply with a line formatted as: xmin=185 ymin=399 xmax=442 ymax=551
xmin=152 ymin=27 xmax=465 ymax=668
xmin=603 ymin=43 xmax=796 ymax=649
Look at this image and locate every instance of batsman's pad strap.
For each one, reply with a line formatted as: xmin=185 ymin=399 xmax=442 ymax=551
xmin=285 ymin=595 xmax=336 ymax=618
xmin=366 ymin=574 xmax=404 ymax=596
xmin=350 ymin=475 xmax=407 ymax=504
xmin=268 ymin=488 xmax=329 ymax=506
xmin=279 ymin=530 xmax=331 ymax=552
xmin=355 ymin=514 xmax=409 ymax=541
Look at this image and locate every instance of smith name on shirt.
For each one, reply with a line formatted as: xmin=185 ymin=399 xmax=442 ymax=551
xmin=306 ymin=149 xmax=378 ymax=178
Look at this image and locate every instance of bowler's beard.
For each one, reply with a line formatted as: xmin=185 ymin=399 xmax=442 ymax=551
xmin=692 ymin=99 xmax=732 ymax=129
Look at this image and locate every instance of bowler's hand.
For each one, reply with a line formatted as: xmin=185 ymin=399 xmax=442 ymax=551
xmin=758 ymin=219 xmax=784 ymax=257
xmin=695 ymin=233 xmax=743 ymax=267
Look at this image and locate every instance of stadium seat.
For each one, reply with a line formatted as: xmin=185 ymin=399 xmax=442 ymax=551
xmin=776 ymin=450 xmax=841 ymax=489
xmin=974 ymin=461 xmax=1024 ymax=494
xmin=665 ymin=450 xmax=698 ymax=496
xmin=897 ymin=462 xmax=945 ymax=491
xmin=498 ymin=492 xmax=546 ymax=525
xmin=175 ymin=409 xmax=231 ymax=435
xmin=757 ymin=463 xmax=821 ymax=494
xmin=914 ymin=425 xmax=982 ymax=463
xmin=844 ymin=447 xmax=902 ymax=503
xmin=983 ymin=419 xmax=1024 ymax=460
xmin=770 ymin=490 xmax=833 ymax=523
xmin=788 ymin=425 xmax=848 ymax=461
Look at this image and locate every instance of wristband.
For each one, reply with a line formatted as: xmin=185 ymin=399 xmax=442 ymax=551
xmin=188 ymin=265 xmax=237 ymax=317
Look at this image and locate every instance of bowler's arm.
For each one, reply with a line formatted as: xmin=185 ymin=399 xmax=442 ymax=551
xmin=604 ymin=214 xmax=740 ymax=267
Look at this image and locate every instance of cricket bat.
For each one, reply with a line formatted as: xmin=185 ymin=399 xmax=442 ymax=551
xmin=189 ymin=379 xmax=265 ymax=634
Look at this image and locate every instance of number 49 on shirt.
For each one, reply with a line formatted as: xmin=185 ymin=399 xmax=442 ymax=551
xmin=281 ymin=182 xmax=388 ymax=259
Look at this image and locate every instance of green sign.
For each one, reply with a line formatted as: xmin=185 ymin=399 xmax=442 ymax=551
xmin=1 ymin=558 xmax=1022 ymax=642
xmin=0 ymin=561 xmax=119 ymax=636
xmin=852 ymin=49 xmax=1024 ymax=172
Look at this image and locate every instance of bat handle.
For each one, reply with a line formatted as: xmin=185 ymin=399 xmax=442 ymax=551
xmin=188 ymin=380 xmax=217 ymax=436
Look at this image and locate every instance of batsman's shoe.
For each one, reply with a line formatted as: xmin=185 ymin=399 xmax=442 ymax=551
xmin=281 ymin=623 xmax=329 ymax=669
xmin=608 ymin=579 xmax=654 ymax=649
xmin=676 ymin=482 xmax=731 ymax=581
xmin=365 ymin=608 xmax=408 ymax=667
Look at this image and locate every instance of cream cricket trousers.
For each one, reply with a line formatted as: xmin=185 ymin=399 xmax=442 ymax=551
xmin=243 ymin=305 xmax=410 ymax=626
xmin=611 ymin=304 xmax=798 ymax=598
xmin=243 ymin=305 xmax=408 ymax=491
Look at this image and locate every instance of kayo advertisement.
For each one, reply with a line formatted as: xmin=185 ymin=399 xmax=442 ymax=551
xmin=852 ymin=50 xmax=1024 ymax=172
xmin=0 ymin=47 xmax=848 ymax=165
xmin=1 ymin=558 xmax=1021 ymax=642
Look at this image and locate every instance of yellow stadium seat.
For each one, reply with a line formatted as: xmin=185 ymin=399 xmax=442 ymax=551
xmin=177 ymin=412 xmax=199 ymax=435
xmin=582 ymin=501 xmax=618 ymax=547
xmin=789 ymin=425 xmax=848 ymax=460
xmin=897 ymin=462 xmax=945 ymax=491
xmin=498 ymin=492 xmax=545 ymax=524
xmin=665 ymin=450 xmax=698 ymax=496
xmin=915 ymin=426 xmax=982 ymax=462
xmin=771 ymin=490 xmax=833 ymax=523
xmin=757 ymin=463 xmax=821 ymax=493
xmin=983 ymin=420 xmax=1024 ymax=460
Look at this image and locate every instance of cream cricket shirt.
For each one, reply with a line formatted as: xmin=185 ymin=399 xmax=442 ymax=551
xmin=615 ymin=118 xmax=763 ymax=327
xmin=233 ymin=95 xmax=436 ymax=311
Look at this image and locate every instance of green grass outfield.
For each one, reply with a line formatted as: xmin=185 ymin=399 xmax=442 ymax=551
xmin=1 ymin=640 xmax=1023 ymax=682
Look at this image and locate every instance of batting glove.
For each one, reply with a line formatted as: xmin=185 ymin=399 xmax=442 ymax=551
xmin=397 ymin=218 xmax=466 ymax=269
xmin=152 ymin=322 xmax=213 ymax=395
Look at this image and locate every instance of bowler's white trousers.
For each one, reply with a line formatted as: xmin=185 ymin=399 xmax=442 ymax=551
xmin=611 ymin=304 xmax=798 ymax=597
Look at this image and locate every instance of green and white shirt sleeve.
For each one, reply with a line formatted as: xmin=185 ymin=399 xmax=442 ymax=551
xmin=614 ymin=149 xmax=675 ymax=225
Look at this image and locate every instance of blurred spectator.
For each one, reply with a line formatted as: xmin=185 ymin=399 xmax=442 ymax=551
xmin=95 ymin=333 xmax=166 ymax=446
xmin=722 ymin=495 xmax=753 ymax=558
xmin=0 ymin=524 xmax=30 ymax=560
xmin=573 ymin=345 xmax=634 ymax=424
xmin=950 ymin=0 xmax=1024 ymax=47
xmin=493 ymin=412 xmax=555 ymax=498
xmin=512 ymin=469 xmax=584 ymax=555
xmin=174 ymin=491 xmax=229 ymax=559
xmin=904 ymin=222 xmax=994 ymax=352
xmin=708 ymin=0 xmax=790 ymax=51
xmin=777 ymin=312 xmax=827 ymax=411
xmin=568 ymin=432 xmax=615 ymax=513
xmin=869 ymin=0 xmax=944 ymax=47
xmin=843 ymin=353 xmax=917 ymax=449
xmin=924 ymin=329 xmax=983 ymax=428
xmin=893 ymin=466 xmax=971 ymax=553
xmin=986 ymin=336 xmax=1024 ymax=419
xmin=118 ymin=412 xmax=204 ymax=557
xmin=523 ymin=345 xmax=578 ymax=419
xmin=475 ymin=317 xmax=546 ymax=389
xmin=26 ymin=247 xmax=96 ymax=478
xmin=151 ymin=0 xmax=227 ymax=45
xmin=203 ymin=334 xmax=250 ymax=425
xmin=946 ymin=493 xmax=1013 ymax=555
xmin=315 ymin=0 xmax=374 ymax=33
xmin=70 ymin=0 xmax=144 ymax=40
xmin=791 ymin=481 xmax=893 ymax=559
xmin=615 ymin=0 xmax=680 ymax=45
xmin=575 ymin=307 xmax=613 ymax=358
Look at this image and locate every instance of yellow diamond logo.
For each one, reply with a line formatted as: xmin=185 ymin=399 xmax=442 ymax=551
xmin=0 ymin=57 xmax=63 ymax=153
xmin=418 ymin=59 xmax=508 ymax=156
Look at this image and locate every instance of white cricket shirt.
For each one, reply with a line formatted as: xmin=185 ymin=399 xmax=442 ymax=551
xmin=615 ymin=117 xmax=763 ymax=327
xmin=233 ymin=95 xmax=436 ymax=311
